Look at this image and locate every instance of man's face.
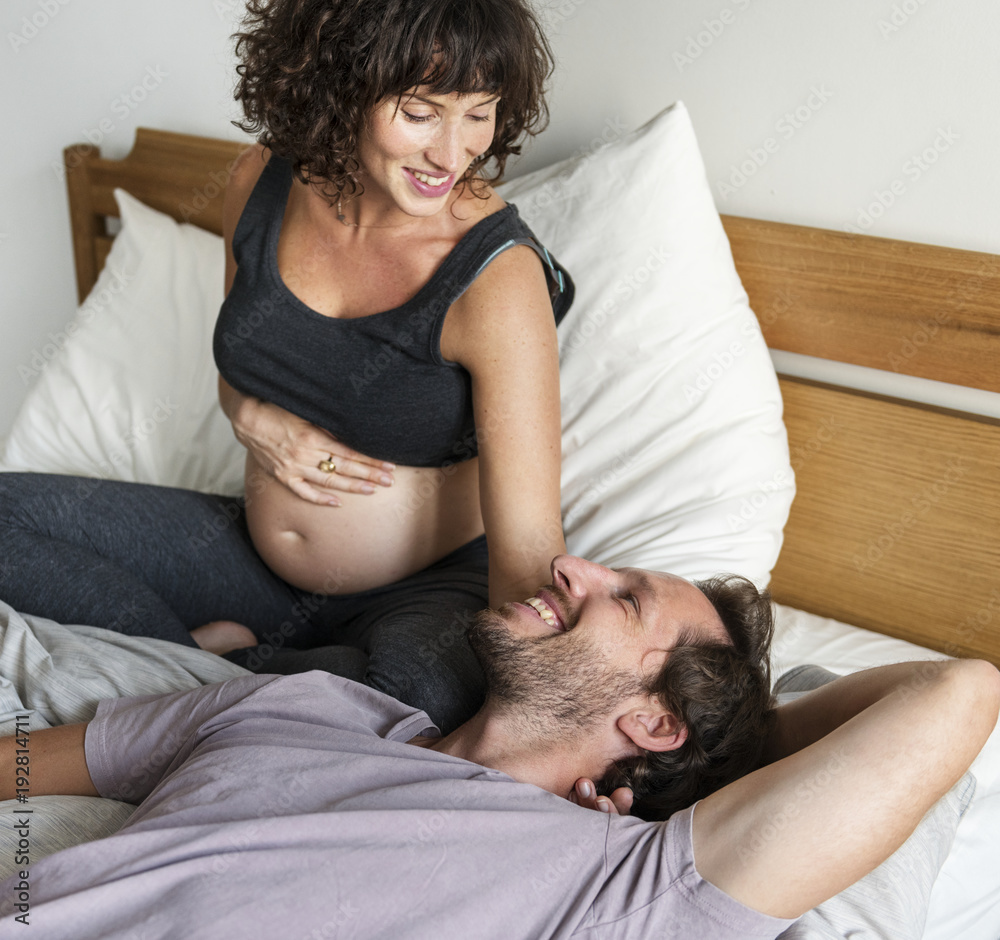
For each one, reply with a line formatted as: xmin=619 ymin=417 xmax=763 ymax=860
xmin=468 ymin=556 xmax=729 ymax=736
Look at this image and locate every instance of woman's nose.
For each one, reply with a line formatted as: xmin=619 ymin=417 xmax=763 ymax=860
xmin=426 ymin=123 xmax=465 ymax=173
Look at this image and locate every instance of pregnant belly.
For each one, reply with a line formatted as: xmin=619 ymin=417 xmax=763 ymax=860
xmin=243 ymin=454 xmax=485 ymax=594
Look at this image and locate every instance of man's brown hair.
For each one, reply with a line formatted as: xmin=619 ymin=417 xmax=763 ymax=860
xmin=598 ymin=575 xmax=776 ymax=821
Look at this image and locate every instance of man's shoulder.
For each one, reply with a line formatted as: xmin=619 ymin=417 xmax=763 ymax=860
xmin=242 ymin=671 xmax=439 ymax=741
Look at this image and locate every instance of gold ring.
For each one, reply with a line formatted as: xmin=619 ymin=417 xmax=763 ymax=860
xmin=318 ymin=455 xmax=337 ymax=474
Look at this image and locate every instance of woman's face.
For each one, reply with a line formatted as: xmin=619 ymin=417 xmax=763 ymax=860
xmin=355 ymin=88 xmax=500 ymax=217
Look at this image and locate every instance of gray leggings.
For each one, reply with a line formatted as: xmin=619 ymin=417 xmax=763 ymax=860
xmin=0 ymin=472 xmax=487 ymax=733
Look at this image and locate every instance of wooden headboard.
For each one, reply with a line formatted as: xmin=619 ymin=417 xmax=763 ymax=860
xmin=63 ymin=127 xmax=1000 ymax=666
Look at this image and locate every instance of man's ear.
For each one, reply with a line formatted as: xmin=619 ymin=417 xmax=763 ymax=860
xmin=617 ymin=703 xmax=688 ymax=753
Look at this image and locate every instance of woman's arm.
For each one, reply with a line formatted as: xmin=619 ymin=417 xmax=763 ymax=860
xmin=445 ymin=245 xmax=566 ymax=607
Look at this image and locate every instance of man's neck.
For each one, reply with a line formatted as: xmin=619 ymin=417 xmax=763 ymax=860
xmin=409 ymin=707 xmax=604 ymax=801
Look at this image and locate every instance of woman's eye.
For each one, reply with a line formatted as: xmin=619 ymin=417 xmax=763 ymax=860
xmin=469 ymin=114 xmax=492 ymax=123
xmin=403 ymin=111 xmax=433 ymax=123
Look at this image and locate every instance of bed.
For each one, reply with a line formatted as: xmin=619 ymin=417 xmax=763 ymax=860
xmin=0 ymin=102 xmax=997 ymax=938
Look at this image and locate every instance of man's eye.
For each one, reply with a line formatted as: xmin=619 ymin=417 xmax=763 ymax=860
xmin=619 ymin=592 xmax=639 ymax=612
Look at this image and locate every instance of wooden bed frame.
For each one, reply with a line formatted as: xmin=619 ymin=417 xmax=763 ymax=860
xmin=63 ymin=128 xmax=1000 ymax=667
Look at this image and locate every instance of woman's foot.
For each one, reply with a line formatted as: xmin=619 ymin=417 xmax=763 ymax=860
xmin=190 ymin=620 xmax=258 ymax=655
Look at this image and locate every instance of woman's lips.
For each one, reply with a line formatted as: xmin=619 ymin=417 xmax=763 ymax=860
xmin=403 ymin=167 xmax=454 ymax=197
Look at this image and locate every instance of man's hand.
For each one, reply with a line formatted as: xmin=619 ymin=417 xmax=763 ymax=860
xmin=569 ymin=777 xmax=634 ymax=816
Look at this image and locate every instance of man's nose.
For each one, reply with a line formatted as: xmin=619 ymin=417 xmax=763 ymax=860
xmin=550 ymin=555 xmax=616 ymax=598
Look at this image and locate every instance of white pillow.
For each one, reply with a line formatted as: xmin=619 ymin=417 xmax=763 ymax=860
xmin=2 ymin=101 xmax=793 ymax=585
xmin=502 ymin=101 xmax=794 ymax=584
xmin=0 ymin=188 xmax=245 ymax=494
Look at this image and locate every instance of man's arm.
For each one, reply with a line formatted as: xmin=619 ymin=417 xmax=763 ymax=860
xmin=0 ymin=724 xmax=98 ymax=800
xmin=692 ymin=658 xmax=1000 ymax=919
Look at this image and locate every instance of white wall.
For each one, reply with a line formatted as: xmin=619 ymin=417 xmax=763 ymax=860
xmin=1 ymin=0 xmax=249 ymax=440
xmin=529 ymin=0 xmax=997 ymax=255
xmin=2 ymin=0 xmax=996 ymax=439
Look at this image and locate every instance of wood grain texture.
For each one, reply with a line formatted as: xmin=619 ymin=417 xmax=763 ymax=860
xmin=64 ymin=128 xmax=249 ymax=302
xmin=721 ymin=214 xmax=1000 ymax=393
xmin=771 ymin=376 xmax=1000 ymax=665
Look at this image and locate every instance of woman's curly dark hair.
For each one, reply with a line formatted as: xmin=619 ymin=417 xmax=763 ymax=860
xmin=231 ymin=0 xmax=554 ymax=203
xmin=597 ymin=575 xmax=777 ymax=821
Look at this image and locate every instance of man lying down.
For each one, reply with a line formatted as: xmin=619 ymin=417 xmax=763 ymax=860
xmin=0 ymin=555 xmax=996 ymax=939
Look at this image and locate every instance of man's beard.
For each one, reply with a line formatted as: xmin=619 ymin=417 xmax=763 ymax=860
xmin=467 ymin=607 xmax=645 ymax=740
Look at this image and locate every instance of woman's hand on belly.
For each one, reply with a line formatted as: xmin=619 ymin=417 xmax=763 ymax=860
xmin=230 ymin=393 xmax=396 ymax=506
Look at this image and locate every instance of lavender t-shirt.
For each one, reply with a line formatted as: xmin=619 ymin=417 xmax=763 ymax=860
xmin=0 ymin=672 xmax=793 ymax=939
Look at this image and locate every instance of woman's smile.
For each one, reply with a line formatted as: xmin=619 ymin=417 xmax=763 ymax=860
xmin=403 ymin=167 xmax=455 ymax=197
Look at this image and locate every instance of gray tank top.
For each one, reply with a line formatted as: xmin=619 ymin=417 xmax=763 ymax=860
xmin=213 ymin=154 xmax=574 ymax=467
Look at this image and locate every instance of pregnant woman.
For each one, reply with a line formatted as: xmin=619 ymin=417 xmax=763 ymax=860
xmin=0 ymin=0 xmax=573 ymax=733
